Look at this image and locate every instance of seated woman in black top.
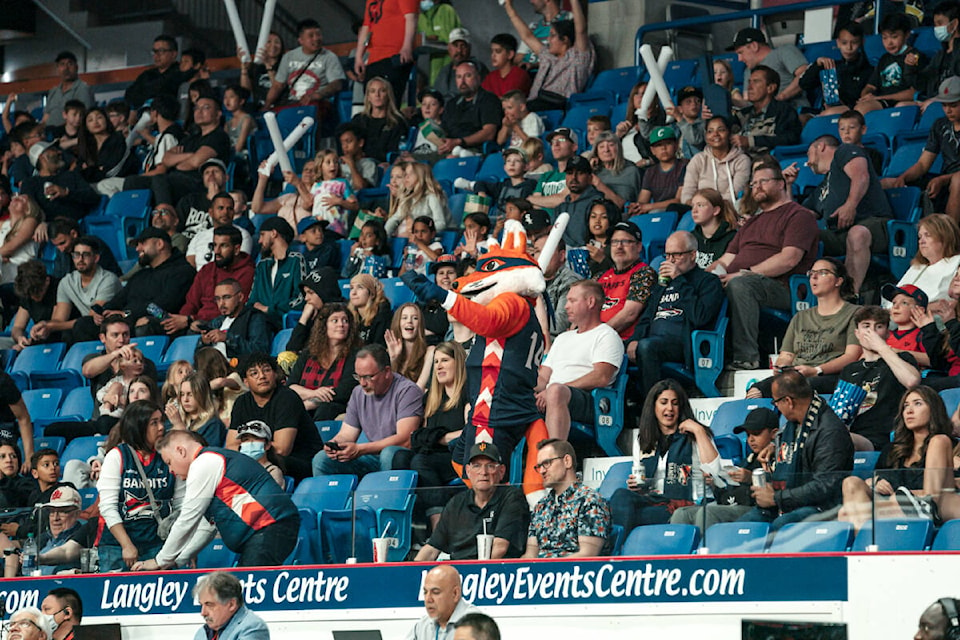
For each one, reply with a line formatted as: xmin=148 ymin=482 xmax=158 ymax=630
xmin=406 ymin=341 xmax=468 ymax=530
xmin=839 ymin=385 xmax=954 ymax=530
xmin=350 ymin=77 xmax=407 ymax=164
xmin=76 ymin=107 xmax=137 ymax=185
xmin=287 ymin=302 xmax=360 ymax=421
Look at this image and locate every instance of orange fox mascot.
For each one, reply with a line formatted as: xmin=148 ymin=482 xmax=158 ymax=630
xmin=403 ymin=217 xmax=568 ymax=493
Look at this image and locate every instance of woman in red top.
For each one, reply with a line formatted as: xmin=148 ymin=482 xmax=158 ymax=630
xmin=287 ymin=302 xmax=360 ymax=420
xmin=355 ymin=0 xmax=419 ymax=106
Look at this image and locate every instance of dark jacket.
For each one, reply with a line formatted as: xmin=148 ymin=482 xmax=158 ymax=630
xmin=107 ymin=250 xmax=196 ymax=321
xmin=798 ymin=51 xmax=873 ymax=108
xmin=774 ymin=398 xmax=853 ymax=514
xmin=20 ymin=171 xmax=101 ymax=222
xmin=919 ymin=320 xmax=960 ymax=374
xmin=629 ymin=266 xmax=725 ymax=366
xmin=207 ymin=306 xmax=271 ymax=359
xmin=286 ymin=349 xmax=359 ymax=419
xmin=180 ymin=252 xmax=256 ymax=322
xmin=735 ymin=99 xmax=802 ymax=151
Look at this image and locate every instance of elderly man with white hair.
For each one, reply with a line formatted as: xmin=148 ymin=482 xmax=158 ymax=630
xmin=6 ymin=607 xmax=55 ymax=640
xmin=193 ymin=571 xmax=269 ymax=640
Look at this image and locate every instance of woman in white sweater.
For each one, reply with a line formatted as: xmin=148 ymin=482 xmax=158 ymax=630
xmin=886 ymin=214 xmax=960 ymax=307
xmin=680 ymin=115 xmax=751 ymax=205
xmin=385 ymin=162 xmax=450 ymax=237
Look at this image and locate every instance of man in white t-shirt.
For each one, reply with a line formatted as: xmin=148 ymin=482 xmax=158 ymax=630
xmin=534 ymin=279 xmax=624 ymax=439
xmin=263 ymin=19 xmax=346 ymax=110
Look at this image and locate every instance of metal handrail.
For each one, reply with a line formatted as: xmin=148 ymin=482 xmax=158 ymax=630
xmin=634 ymin=0 xmax=876 ymax=67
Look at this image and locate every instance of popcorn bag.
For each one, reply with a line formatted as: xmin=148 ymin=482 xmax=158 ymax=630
xmin=828 ymin=379 xmax=867 ymax=427
xmin=820 ymin=68 xmax=841 ymax=106
xmin=420 ymin=120 xmax=445 ymax=147
xmin=464 ymin=194 xmax=492 ymax=217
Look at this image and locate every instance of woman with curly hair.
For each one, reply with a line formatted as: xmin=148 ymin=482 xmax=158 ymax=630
xmin=348 ymin=274 xmax=392 ymax=347
xmin=385 ymin=302 xmax=435 ymax=389
xmin=287 ymin=302 xmax=361 ymax=420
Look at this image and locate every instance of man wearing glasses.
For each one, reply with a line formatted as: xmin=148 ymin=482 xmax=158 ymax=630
xmin=708 ymin=163 xmax=819 ymax=370
xmin=3 ymin=607 xmax=54 ymax=640
xmin=197 ymin=279 xmax=270 ymax=360
xmin=627 ymin=230 xmax=724 ymax=398
xmin=313 ymin=344 xmax=423 ymax=478
xmin=124 ymin=35 xmax=192 ymax=111
xmin=415 ymin=443 xmax=529 ymax=561
xmin=597 ymin=220 xmax=657 ymax=340
xmin=524 ymin=438 xmax=610 ymax=558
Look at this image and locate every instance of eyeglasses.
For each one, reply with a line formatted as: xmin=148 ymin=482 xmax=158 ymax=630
xmin=533 ymin=456 xmax=564 ymax=472
xmin=71 ymin=251 xmax=93 ymax=260
xmin=806 ymin=269 xmax=837 ymax=278
xmin=353 ymin=370 xmax=383 ymax=382
xmin=468 ymin=462 xmax=500 ymax=471
xmin=748 ymin=177 xmax=781 ymax=188
xmin=772 ymin=395 xmax=790 ymax=406
xmin=213 ymin=293 xmax=236 ymax=303
xmin=664 ymin=250 xmax=694 ymax=260
xmin=4 ymin=620 xmax=42 ymax=632
xmin=610 ymin=239 xmax=638 ymax=246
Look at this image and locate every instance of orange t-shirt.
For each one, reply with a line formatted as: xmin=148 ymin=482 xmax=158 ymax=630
xmin=363 ymin=0 xmax=419 ymax=64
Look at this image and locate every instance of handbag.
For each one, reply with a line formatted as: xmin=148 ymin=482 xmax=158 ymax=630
xmin=129 ymin=445 xmax=178 ymax=540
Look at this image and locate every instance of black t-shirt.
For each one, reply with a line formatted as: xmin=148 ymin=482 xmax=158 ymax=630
xmin=350 ymin=114 xmax=407 ymax=163
xmin=840 ymin=352 xmax=917 ymax=450
xmin=19 ymin=276 xmax=61 ymax=324
xmin=426 ymin=484 xmax=530 ymax=559
xmin=230 ymin=386 xmax=322 ymax=476
xmin=926 ymin=117 xmax=960 ymax=175
xmin=803 ymin=144 xmax=892 ymax=225
xmin=0 ymin=372 xmax=21 ymax=424
xmin=177 ymin=192 xmax=212 ymax=239
xmin=441 ymin=89 xmax=504 ymax=143
xmin=179 ymin=128 xmax=232 ymax=166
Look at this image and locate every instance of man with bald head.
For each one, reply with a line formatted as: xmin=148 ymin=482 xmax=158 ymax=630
xmin=915 ymin=598 xmax=959 ymax=640
xmin=406 ymin=565 xmax=481 ymax=640
xmin=627 ymin=231 xmax=724 ymax=398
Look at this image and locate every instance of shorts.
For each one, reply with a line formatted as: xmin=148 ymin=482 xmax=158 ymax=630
xmin=568 ymin=386 xmax=595 ymax=425
xmin=819 ymin=216 xmax=889 ymax=255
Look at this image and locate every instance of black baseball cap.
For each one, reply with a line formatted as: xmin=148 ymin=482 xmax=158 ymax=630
xmin=611 ymin=221 xmax=642 ymax=242
xmin=300 ymin=267 xmax=344 ymax=302
xmin=678 ymin=86 xmax=704 ymax=102
xmin=468 ymin=442 xmax=502 ymax=464
xmin=521 ymin=209 xmax=552 ymax=236
xmin=565 ymin=155 xmax=593 ymax=174
xmin=727 ymin=27 xmax=767 ymax=50
xmin=733 ymin=407 xmax=780 ymax=434
xmin=128 ymin=227 xmax=170 ymax=247
xmin=260 ymin=216 xmax=295 ymax=243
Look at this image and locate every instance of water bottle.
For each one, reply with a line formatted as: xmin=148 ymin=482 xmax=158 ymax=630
xmin=146 ymin=302 xmax=168 ymax=321
xmin=404 ymin=244 xmax=418 ymax=270
xmin=22 ymin=533 xmax=37 ymax=576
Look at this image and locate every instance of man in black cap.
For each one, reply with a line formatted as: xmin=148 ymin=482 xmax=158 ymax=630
xmin=285 ymin=266 xmax=345 ymax=353
xmin=597 ymin=221 xmax=656 ymax=340
xmin=42 ymin=52 xmax=94 ymax=127
xmin=20 ymin=142 xmax=100 ymax=222
xmin=103 ymin=227 xmax=196 ymax=336
xmin=671 ymin=407 xmax=780 ymax=531
xmin=414 ymin=442 xmax=530 ymax=561
xmin=249 ymin=217 xmax=305 ymax=329
xmin=297 ymin=217 xmax=341 ymax=272
xmin=556 ymin=155 xmax=604 ymax=247
xmin=670 ymin=86 xmax=706 ymax=158
xmin=728 ymin=27 xmax=810 ymax=107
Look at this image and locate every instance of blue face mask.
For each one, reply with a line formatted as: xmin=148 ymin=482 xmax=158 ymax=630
xmin=420 ymin=0 xmax=434 ymax=10
xmin=936 ymin=24 xmax=954 ymax=42
xmin=240 ymin=441 xmax=266 ymax=460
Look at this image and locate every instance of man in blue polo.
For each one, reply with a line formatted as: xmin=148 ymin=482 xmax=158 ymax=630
xmin=132 ymin=429 xmax=299 ymax=570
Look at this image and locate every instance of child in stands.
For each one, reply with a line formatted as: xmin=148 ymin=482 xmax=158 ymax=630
xmin=49 ymin=100 xmax=85 ymax=153
xmin=223 ymin=85 xmax=256 ymax=156
xmin=399 ymin=216 xmax=444 ymax=275
xmin=412 ymin=89 xmax=445 ymax=161
xmin=799 ymin=22 xmax=873 ymax=115
xmin=455 ymin=212 xmax=492 ymax=260
xmin=497 ymin=90 xmax=544 ymax=149
xmin=455 ymin=147 xmax=537 ymax=216
xmin=482 ymin=33 xmax=532 ymax=98
xmin=883 ymin=284 xmax=932 ymax=368
xmin=583 ymin=114 xmax=611 ymax=156
xmin=856 ymin=13 xmax=922 ymax=114
xmin=630 ymin=127 xmax=687 ymax=215
xmin=311 ymin=149 xmax=359 ymax=238
xmin=342 ymin=218 xmax=390 ymax=279
xmin=522 ymin=136 xmax=552 ymax=177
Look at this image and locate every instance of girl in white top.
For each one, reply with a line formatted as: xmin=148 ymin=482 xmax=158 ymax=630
xmin=0 ymin=195 xmax=40 ymax=285
xmin=887 ymin=214 xmax=960 ymax=308
xmin=385 ymin=161 xmax=450 ymax=237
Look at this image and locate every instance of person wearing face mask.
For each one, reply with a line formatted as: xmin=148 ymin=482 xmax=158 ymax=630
xmin=920 ymin=1 xmax=960 ymax=104
xmin=234 ymin=420 xmax=285 ymax=488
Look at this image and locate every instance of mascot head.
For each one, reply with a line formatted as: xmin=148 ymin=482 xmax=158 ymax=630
xmin=452 ymin=220 xmax=544 ymax=305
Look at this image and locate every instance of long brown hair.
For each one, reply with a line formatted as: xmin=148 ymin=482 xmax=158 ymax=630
xmin=388 ymin=303 xmax=428 ymax=382
xmin=890 ymin=386 xmax=952 ymax=467
xmin=306 ymin=302 xmax=359 ymax=368
xmin=912 ymin=214 xmax=960 ymax=266
xmin=424 ymin=341 xmax=467 ymax=417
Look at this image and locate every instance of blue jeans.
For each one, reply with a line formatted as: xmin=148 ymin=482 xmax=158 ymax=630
xmin=311 ymin=445 xmax=407 ymax=477
xmin=736 ymin=505 xmax=822 ymax=531
xmin=98 ymin=541 xmax=163 ymax=573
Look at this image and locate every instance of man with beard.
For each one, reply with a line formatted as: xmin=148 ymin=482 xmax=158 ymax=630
xmin=709 ymin=163 xmax=820 ymax=370
xmin=163 ymin=226 xmax=255 ymax=334
xmin=30 ymin=236 xmax=122 ymax=344
xmin=438 ymin=61 xmax=501 ymax=157
xmin=47 ymin=218 xmax=121 ymax=279
xmin=597 ymin=221 xmax=656 ymax=340
xmin=103 ymin=227 xmax=196 ymax=336
xmin=20 ymin=143 xmax=100 ymax=222
xmin=185 ymin=193 xmax=253 ymax=270
xmin=312 ymin=344 xmax=422 ymax=478
xmin=174 ymin=159 xmax=228 ymax=240
xmin=198 ymin=279 xmax=269 ymax=360
xmin=227 ymin=352 xmax=321 ymax=481
xmin=556 ymin=156 xmax=606 ymax=247
xmin=435 ymin=29 xmax=489 ymax=103
xmin=42 ymin=51 xmax=94 ymax=127
xmin=248 ymin=217 xmax=304 ymax=330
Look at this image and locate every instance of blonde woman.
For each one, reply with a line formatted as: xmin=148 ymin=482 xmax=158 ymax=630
xmin=592 ymin=130 xmax=642 ymax=208
xmin=0 ymin=194 xmax=41 ymax=286
xmin=887 ymin=214 xmax=960 ymax=307
xmin=386 ymin=161 xmax=450 ymax=237
xmin=349 ymin=273 xmax=392 ymax=346
xmin=195 ymin=347 xmax=245 ymax=428
xmin=350 ymin=77 xmax=408 ymax=163
xmin=385 ymin=302 xmax=435 ymax=389
xmin=165 ymin=372 xmax=226 ymax=447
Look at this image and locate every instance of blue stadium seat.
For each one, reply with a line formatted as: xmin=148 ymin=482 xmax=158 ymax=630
xmin=432 ymin=157 xmax=483 ymax=184
xmin=276 ymin=106 xmax=318 ymax=171
xmin=568 ymin=90 xmax=615 ymax=111
xmin=196 ymin=539 xmax=239 ymax=569
xmin=438 ymin=230 xmax=460 ymax=253
xmin=79 ymin=487 xmax=98 ymax=509
xmin=629 ymin=211 xmax=678 ymax=262
xmin=33 ymin=341 xmax=102 ymax=391
xmin=587 ymin=66 xmax=642 ymax=102
xmin=703 ymin=522 xmax=769 ymax=554
xmin=714 ymin=434 xmax=745 ymax=464
xmin=158 ymin=335 xmax=201 ymax=376
xmin=59 ymin=387 xmax=94 ymax=421
xmin=775 ymin=114 xmax=841 ymax=157
xmin=852 ymin=519 xmax=935 ymax=551
xmin=863 ymin=33 xmax=885 ymax=64
xmin=292 ymin=475 xmax=358 ymax=564
xmin=105 ymin=189 xmax=152 ymax=242
xmin=710 ymin=398 xmax=775 ymax=438
xmin=598 ymin=461 xmax=631 ymax=502
xmin=802 ymin=40 xmax=840 ymax=64
xmin=940 ymin=387 xmax=960 ymax=416
xmin=663 ymin=59 xmax=699 ymax=89
xmin=12 ymin=344 xmax=66 ymax=390
xmin=621 ymin=524 xmax=700 ymax=556
xmin=852 ymin=451 xmax=881 ymax=479
xmin=61 ymin=435 xmax=107 ymax=467
xmin=570 ymin=355 xmax=629 ymax=456
xmin=318 ymin=470 xmax=418 ymax=563
xmin=23 ymin=388 xmax=63 ymax=432
xmin=918 ymin=101 xmax=945 ymax=131
xmin=913 ymin=27 xmax=941 ymax=59
xmin=932 ymin=519 xmax=960 ymax=550
xmin=315 ymin=420 xmax=342 ymax=442
xmin=676 ymin=210 xmax=695 ymax=232
xmin=284 ymin=311 xmax=303 ymax=329
xmin=477 ymin=152 xmax=508 ymax=182
xmin=82 ymin=216 xmax=130 ymax=260
xmin=381 ymin=277 xmax=416 ymax=308
xmin=886 ymin=186 xmax=922 ymax=223
xmin=661 ymin=298 xmax=728 ymax=397
xmin=768 ymin=521 xmax=853 ymax=553
xmin=389 ymin=236 xmax=408 ymax=271
xmin=888 ymin=218 xmax=919 ymax=280
xmin=561 ymin=104 xmax=611 ymax=132
xmin=338 ymin=238 xmax=355 ymax=269
xmin=29 ymin=436 xmax=65 ymax=457
xmin=864 ymin=107 xmax=919 ymax=147
xmin=884 ymin=140 xmax=942 ymax=177
xmin=448 ymin=193 xmax=468 ymax=225
xmin=130 ymin=335 xmax=168 ymax=366
xmin=271 ymin=328 xmax=293 ymax=356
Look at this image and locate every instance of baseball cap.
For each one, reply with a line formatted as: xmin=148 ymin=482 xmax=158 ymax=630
xmin=521 ymin=209 xmax=552 ymax=235
xmin=236 ymin=419 xmax=273 ymax=441
xmin=677 ymin=86 xmax=704 ymax=103
xmin=128 ymin=226 xmax=170 ymax=246
xmin=546 ymin=127 xmax=578 ymax=145
xmin=297 ymin=216 xmax=328 ymax=235
xmin=429 ymin=253 xmax=458 ymax=274
xmin=300 ymin=267 xmax=344 ymax=302
xmin=28 ymin=141 xmax=59 ymax=168
xmin=565 ymin=155 xmax=593 ymax=173
xmin=727 ymin=27 xmax=767 ymax=51
xmin=611 ymin=221 xmax=642 ymax=243
xmin=468 ymin=442 xmax=502 ymax=464
xmin=200 ymin=158 xmax=227 ymax=174
xmin=649 ymin=126 xmax=677 ymax=145
xmin=43 ymin=485 xmax=81 ymax=510
xmin=449 ymin=28 xmax=471 ymax=44
xmin=881 ymin=283 xmax=929 ymax=307
xmin=733 ymin=407 xmax=780 ymax=434
xmin=930 ymin=76 xmax=960 ymax=103
xmin=260 ymin=216 xmax=295 ymax=243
